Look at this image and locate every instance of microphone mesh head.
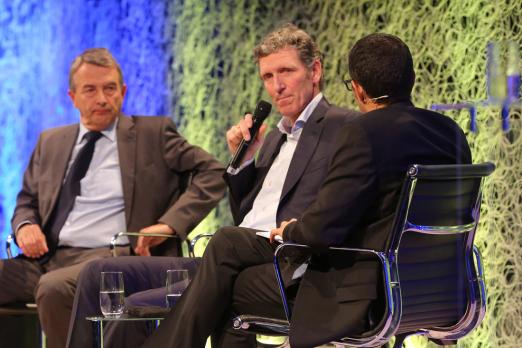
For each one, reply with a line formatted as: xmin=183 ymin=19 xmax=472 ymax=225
xmin=253 ymin=100 xmax=272 ymax=122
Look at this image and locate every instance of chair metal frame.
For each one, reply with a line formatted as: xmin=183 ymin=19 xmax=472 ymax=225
xmin=109 ymin=231 xmax=214 ymax=258
xmin=233 ymin=162 xmax=495 ymax=347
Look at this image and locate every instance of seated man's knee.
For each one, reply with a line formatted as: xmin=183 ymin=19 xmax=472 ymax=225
xmin=77 ymin=257 xmax=129 ymax=286
xmin=212 ymin=226 xmax=249 ymax=246
xmin=35 ymin=271 xmax=74 ymax=307
xmin=77 ymin=258 xmax=108 ymax=282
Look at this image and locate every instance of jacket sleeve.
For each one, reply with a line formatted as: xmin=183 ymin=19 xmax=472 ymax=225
xmin=11 ymin=135 xmax=44 ymax=234
xmin=157 ymin=118 xmax=227 ymax=240
xmin=283 ymin=122 xmax=378 ymax=251
xmin=224 ymin=162 xmax=257 ymax=225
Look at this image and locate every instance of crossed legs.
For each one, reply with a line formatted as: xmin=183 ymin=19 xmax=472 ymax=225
xmin=142 ymin=226 xmax=290 ymax=348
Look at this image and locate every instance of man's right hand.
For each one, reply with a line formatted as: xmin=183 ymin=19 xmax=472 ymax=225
xmin=16 ymin=224 xmax=49 ymax=258
xmin=226 ymin=114 xmax=268 ymax=166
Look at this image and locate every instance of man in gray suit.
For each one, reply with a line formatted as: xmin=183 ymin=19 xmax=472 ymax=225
xmin=66 ymin=24 xmax=359 ymax=347
xmin=0 ymin=48 xmax=226 ymax=348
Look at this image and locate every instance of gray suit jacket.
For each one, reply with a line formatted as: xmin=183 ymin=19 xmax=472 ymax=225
xmin=12 ymin=114 xmax=226 ymax=256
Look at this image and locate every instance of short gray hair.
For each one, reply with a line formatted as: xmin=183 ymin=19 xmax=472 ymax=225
xmin=253 ymin=23 xmax=322 ymax=68
xmin=69 ymin=48 xmax=124 ymax=90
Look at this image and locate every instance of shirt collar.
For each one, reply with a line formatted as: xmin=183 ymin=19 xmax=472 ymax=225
xmin=77 ymin=117 xmax=118 ymax=144
xmin=277 ymin=92 xmax=323 ymax=135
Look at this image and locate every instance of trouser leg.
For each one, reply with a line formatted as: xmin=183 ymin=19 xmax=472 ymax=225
xmin=143 ymin=226 xmax=276 ymax=348
xmin=36 ymin=247 xmax=129 ymax=348
xmin=102 ymin=287 xmax=169 ymax=348
xmin=213 ymin=262 xmax=291 ymax=348
xmin=0 ymin=257 xmax=43 ymax=304
xmin=66 ymin=256 xmax=199 ymax=348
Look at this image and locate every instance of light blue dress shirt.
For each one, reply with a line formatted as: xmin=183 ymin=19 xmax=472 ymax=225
xmin=58 ymin=120 xmax=128 ymax=247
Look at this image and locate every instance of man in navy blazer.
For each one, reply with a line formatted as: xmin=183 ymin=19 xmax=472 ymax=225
xmin=66 ymin=23 xmax=358 ymax=347
xmin=143 ymin=33 xmax=471 ymax=348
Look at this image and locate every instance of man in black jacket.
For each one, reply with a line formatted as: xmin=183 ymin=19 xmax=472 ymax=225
xmin=142 ymin=33 xmax=471 ymax=348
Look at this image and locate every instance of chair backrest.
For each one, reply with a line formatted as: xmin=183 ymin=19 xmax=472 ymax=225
xmin=387 ymin=162 xmax=495 ymax=340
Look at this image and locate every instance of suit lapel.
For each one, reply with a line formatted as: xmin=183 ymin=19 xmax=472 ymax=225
xmin=280 ymin=98 xmax=329 ymax=200
xmin=116 ymin=115 xmax=137 ymax=226
xmin=257 ymin=131 xmax=287 ymax=168
xmin=45 ymin=126 xmax=78 ymax=224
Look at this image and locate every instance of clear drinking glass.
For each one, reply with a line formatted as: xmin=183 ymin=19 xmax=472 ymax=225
xmin=165 ymin=269 xmax=190 ymax=308
xmin=100 ymin=271 xmax=125 ymax=318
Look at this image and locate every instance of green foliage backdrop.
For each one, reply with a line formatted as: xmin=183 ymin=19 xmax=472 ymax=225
xmin=170 ymin=1 xmax=522 ymax=346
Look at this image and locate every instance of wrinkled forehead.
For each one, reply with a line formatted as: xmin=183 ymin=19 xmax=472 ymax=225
xmin=258 ymin=47 xmax=307 ymax=74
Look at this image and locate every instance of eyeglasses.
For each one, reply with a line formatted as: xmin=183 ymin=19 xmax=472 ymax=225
xmin=342 ymin=78 xmax=390 ymax=103
xmin=342 ymin=79 xmax=352 ymax=92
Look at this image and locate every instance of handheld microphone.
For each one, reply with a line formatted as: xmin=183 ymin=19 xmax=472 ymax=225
xmin=228 ymin=100 xmax=272 ymax=169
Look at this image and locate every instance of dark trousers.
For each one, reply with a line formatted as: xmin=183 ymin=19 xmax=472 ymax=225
xmin=66 ymin=256 xmax=201 ymax=348
xmin=0 ymin=247 xmax=129 ymax=348
xmin=142 ymin=226 xmax=293 ymax=348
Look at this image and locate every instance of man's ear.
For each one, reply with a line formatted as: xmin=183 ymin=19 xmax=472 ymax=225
xmin=311 ymin=59 xmax=322 ymax=85
xmin=67 ymin=90 xmax=77 ymax=107
xmin=352 ymin=80 xmax=367 ymax=104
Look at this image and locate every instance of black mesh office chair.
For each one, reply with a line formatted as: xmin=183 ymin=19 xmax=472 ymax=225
xmin=233 ymin=162 xmax=495 ymax=347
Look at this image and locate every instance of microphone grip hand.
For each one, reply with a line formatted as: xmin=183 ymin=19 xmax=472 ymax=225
xmin=226 ymin=115 xmax=267 ymax=168
xmin=227 ymin=100 xmax=271 ymax=169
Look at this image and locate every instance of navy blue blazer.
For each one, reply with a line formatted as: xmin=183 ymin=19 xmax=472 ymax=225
xmin=226 ymin=97 xmax=359 ymax=226
xmin=284 ymin=101 xmax=472 ymax=347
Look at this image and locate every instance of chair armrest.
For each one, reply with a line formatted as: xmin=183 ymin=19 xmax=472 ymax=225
xmin=110 ymin=231 xmax=180 ymax=257
xmin=232 ymin=242 xmax=398 ymax=346
xmin=233 ymin=314 xmax=290 ymax=335
xmin=272 ymin=243 xmax=391 ymax=322
xmin=273 ymin=243 xmax=399 ymax=346
xmin=187 ymin=233 xmax=213 ymax=257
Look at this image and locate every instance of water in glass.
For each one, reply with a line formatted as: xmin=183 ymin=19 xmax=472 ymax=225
xmin=165 ymin=269 xmax=190 ymax=308
xmin=100 ymin=271 xmax=125 ymax=318
xmin=100 ymin=290 xmax=125 ymax=318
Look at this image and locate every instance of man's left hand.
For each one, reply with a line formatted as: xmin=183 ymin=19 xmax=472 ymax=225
xmin=135 ymin=223 xmax=175 ymax=256
xmin=270 ymin=219 xmax=296 ymax=243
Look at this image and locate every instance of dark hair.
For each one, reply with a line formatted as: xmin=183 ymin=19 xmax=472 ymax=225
xmin=69 ymin=48 xmax=124 ymax=91
xmin=348 ymin=33 xmax=415 ymax=103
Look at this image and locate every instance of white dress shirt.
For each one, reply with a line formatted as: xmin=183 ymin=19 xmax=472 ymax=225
xmin=239 ymin=93 xmax=323 ymax=231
